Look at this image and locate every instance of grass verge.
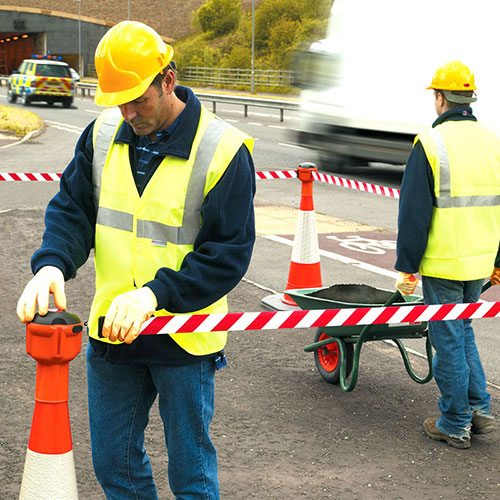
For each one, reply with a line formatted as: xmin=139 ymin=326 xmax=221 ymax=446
xmin=0 ymin=105 xmax=43 ymax=137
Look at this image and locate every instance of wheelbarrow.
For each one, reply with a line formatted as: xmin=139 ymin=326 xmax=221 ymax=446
xmin=287 ymin=284 xmax=432 ymax=392
xmin=289 ymin=281 xmax=493 ymax=392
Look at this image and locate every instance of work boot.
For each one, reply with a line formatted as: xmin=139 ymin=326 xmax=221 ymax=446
xmin=423 ymin=417 xmax=471 ymax=449
xmin=471 ymin=414 xmax=495 ymax=434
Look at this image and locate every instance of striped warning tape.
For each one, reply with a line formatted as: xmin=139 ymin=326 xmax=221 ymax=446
xmin=254 ymin=170 xmax=400 ymax=198
xmin=139 ymin=300 xmax=500 ymax=335
xmin=0 ymin=170 xmax=400 ymax=199
xmin=255 ymin=169 xmax=297 ymax=180
xmin=312 ymin=171 xmax=400 ymax=199
xmin=0 ymin=173 xmax=62 ymax=182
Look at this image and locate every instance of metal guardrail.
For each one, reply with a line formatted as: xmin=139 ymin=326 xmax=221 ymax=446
xmin=0 ymin=76 xmax=299 ymax=122
xmin=182 ymin=67 xmax=293 ymax=88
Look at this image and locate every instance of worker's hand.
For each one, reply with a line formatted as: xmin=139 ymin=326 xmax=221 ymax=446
xmin=490 ymin=267 xmax=500 ymax=286
xmin=17 ymin=266 xmax=66 ymax=323
xmin=395 ymin=272 xmax=418 ymax=296
xmin=102 ymin=287 xmax=158 ymax=344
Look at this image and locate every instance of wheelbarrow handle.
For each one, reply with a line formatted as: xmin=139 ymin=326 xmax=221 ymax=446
xmin=337 ymin=289 xmax=404 ymax=392
xmin=482 ymin=280 xmax=492 ymax=294
xmin=384 ymin=290 xmax=404 ymax=307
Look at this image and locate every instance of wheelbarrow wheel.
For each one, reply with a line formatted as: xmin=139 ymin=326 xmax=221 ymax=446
xmin=314 ymin=329 xmax=354 ymax=384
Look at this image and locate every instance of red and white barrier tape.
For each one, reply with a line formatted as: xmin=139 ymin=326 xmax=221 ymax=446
xmin=255 ymin=169 xmax=297 ymax=180
xmin=311 ymin=171 xmax=400 ymax=199
xmin=140 ymin=300 xmax=500 ymax=335
xmin=0 ymin=172 xmax=62 ymax=182
xmin=1 ymin=170 xmax=400 ymax=199
xmin=4 ymin=170 xmax=297 ymax=182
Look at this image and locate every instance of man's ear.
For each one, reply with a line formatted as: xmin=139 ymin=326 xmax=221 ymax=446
xmin=163 ymin=70 xmax=176 ymax=94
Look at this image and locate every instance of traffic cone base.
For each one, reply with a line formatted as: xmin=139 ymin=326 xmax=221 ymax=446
xmin=283 ymin=262 xmax=323 ymax=304
xmin=20 ymin=449 xmax=78 ymax=500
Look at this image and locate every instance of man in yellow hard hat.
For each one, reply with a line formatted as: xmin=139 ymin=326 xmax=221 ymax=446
xmin=395 ymin=60 xmax=500 ymax=449
xmin=17 ymin=21 xmax=256 ymax=499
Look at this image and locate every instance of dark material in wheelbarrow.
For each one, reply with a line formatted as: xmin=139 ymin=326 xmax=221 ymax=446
xmin=287 ymin=284 xmax=432 ymax=392
xmin=309 ymin=283 xmax=396 ymax=305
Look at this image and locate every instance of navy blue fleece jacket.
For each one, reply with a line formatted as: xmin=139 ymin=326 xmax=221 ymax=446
xmin=31 ymin=86 xmax=256 ymax=365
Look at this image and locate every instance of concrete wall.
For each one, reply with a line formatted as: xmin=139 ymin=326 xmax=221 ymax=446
xmin=0 ymin=1 xmax=206 ymax=41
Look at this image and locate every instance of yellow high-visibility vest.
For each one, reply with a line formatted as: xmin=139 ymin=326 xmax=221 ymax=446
xmin=417 ymin=120 xmax=500 ymax=280
xmin=88 ymin=106 xmax=253 ymax=355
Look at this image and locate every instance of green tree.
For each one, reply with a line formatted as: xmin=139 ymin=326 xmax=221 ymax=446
xmin=196 ymin=0 xmax=241 ymax=39
xmin=254 ymin=0 xmax=302 ymax=51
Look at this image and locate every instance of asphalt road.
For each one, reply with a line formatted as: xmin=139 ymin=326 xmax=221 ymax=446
xmin=1 ymin=90 xmax=499 ymax=499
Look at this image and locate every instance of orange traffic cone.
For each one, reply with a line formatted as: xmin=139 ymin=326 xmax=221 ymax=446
xmin=19 ymin=311 xmax=83 ymax=500
xmin=282 ymin=162 xmax=322 ymax=305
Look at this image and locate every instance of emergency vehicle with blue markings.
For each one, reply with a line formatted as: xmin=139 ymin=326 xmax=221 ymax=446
xmin=7 ymin=55 xmax=74 ymax=108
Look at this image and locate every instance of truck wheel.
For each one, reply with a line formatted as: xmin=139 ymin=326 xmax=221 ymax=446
xmin=317 ymin=152 xmax=352 ymax=173
xmin=7 ymin=86 xmax=17 ymax=103
xmin=313 ymin=329 xmax=354 ymax=384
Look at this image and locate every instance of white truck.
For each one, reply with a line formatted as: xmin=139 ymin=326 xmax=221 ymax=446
xmin=293 ymin=0 xmax=500 ymax=171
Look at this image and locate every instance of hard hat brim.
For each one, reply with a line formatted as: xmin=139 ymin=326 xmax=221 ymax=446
xmin=427 ymin=84 xmax=477 ymax=91
xmin=95 ymin=73 xmax=157 ymax=107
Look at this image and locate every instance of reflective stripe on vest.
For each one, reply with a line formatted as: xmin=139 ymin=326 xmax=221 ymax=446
xmin=417 ymin=120 xmax=500 ymax=280
xmin=429 ymin=128 xmax=500 ymax=208
xmin=94 ymin=111 xmax=229 ymax=246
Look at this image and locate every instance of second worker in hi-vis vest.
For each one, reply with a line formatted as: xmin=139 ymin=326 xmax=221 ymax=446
xmin=17 ymin=21 xmax=256 ymax=500
xmin=395 ymin=60 xmax=500 ymax=450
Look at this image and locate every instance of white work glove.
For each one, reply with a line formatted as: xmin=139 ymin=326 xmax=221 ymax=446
xmin=102 ymin=287 xmax=158 ymax=344
xmin=395 ymin=271 xmax=418 ymax=296
xmin=17 ymin=266 xmax=66 ymax=323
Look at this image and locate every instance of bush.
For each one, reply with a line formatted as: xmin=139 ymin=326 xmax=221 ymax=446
xmin=255 ymin=0 xmax=302 ymax=51
xmin=174 ymin=34 xmax=221 ymax=72
xmin=196 ymin=0 xmax=241 ymax=39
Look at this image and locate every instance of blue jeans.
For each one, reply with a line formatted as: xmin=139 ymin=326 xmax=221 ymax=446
xmin=86 ymin=342 xmax=219 ymax=500
xmin=423 ymin=276 xmax=491 ymax=438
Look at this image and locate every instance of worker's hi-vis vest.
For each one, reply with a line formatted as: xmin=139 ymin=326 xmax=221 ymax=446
xmin=417 ymin=120 xmax=500 ymax=280
xmin=88 ymin=106 xmax=254 ymax=355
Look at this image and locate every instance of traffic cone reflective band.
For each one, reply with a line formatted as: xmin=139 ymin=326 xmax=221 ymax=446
xmin=282 ymin=163 xmax=322 ymax=305
xmin=20 ymin=311 xmax=83 ymax=500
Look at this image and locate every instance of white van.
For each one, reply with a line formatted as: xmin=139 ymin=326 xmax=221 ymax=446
xmin=293 ymin=0 xmax=500 ymax=171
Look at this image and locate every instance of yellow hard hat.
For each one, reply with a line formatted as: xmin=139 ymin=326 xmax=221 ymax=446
xmin=94 ymin=21 xmax=174 ymax=107
xmin=427 ymin=60 xmax=477 ymax=91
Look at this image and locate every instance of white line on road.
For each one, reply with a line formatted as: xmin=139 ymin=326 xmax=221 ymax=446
xmin=46 ymin=120 xmax=84 ymax=133
xmin=85 ymin=109 xmax=100 ymax=114
xmin=278 ymin=142 xmax=310 ymax=150
xmin=47 ymin=124 xmax=82 ymax=135
xmin=263 ymin=234 xmax=408 ymax=282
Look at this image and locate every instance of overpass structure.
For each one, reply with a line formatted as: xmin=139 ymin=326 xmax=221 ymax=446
xmin=0 ymin=5 xmax=176 ymax=77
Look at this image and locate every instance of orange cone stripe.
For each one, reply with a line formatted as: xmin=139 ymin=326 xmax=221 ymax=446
xmin=28 ymin=402 xmax=73 ymax=454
